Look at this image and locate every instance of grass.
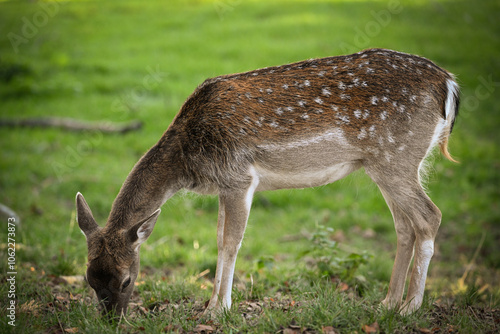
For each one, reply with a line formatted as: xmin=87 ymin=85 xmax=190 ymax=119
xmin=0 ymin=0 xmax=499 ymax=332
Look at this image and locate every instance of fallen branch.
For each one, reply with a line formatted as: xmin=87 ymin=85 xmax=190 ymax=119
xmin=0 ymin=203 xmax=21 ymax=226
xmin=0 ymin=117 xmax=142 ymax=134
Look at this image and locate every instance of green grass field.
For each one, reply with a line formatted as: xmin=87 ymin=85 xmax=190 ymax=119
xmin=0 ymin=0 xmax=499 ymax=332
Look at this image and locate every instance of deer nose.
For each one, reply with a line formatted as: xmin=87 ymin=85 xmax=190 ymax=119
xmin=98 ymin=289 xmax=112 ymax=305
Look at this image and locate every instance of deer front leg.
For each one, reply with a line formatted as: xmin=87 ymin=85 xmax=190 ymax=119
xmin=205 ymin=183 xmax=256 ymax=315
xmin=206 ymin=197 xmax=226 ymax=312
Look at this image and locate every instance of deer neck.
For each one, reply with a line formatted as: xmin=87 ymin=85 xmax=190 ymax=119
xmin=106 ymin=135 xmax=183 ymax=231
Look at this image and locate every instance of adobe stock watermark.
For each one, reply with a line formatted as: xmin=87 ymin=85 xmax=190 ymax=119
xmin=111 ymin=65 xmax=167 ymax=120
xmin=6 ymin=217 xmax=17 ymax=327
xmin=340 ymin=0 xmax=403 ymax=54
xmin=214 ymin=0 xmax=242 ymax=20
xmin=51 ymin=65 xmax=167 ymax=181
xmin=461 ymin=75 xmax=499 ymax=118
xmin=51 ymin=130 xmax=104 ymax=182
xmin=7 ymin=0 xmax=66 ymax=54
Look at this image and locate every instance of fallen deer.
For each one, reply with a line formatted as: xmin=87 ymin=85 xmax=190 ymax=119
xmin=76 ymin=48 xmax=459 ymax=318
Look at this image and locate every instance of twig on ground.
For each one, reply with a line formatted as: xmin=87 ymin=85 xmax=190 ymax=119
xmin=459 ymin=231 xmax=486 ymax=286
xmin=0 ymin=204 xmax=21 ymax=226
xmin=0 ymin=117 xmax=142 ymax=134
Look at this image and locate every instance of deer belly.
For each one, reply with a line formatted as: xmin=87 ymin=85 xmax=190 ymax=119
xmin=253 ymin=161 xmax=361 ymax=191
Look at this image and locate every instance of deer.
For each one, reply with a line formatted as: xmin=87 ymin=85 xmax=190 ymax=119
xmin=76 ymin=48 xmax=459 ymax=319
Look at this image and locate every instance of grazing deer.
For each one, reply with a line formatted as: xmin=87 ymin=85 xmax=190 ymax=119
xmin=76 ymin=48 xmax=459 ymax=318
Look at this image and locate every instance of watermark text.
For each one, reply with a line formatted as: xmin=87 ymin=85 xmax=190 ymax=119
xmin=6 ymin=218 xmax=17 ymax=327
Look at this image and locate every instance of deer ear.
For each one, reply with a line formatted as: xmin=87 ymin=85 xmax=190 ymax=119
xmin=76 ymin=192 xmax=99 ymax=238
xmin=128 ymin=209 xmax=161 ymax=250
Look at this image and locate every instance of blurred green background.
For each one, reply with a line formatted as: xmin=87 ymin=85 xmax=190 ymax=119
xmin=0 ymin=0 xmax=499 ymax=332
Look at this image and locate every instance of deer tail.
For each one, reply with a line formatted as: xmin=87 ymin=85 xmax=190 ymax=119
xmin=440 ymin=77 xmax=460 ymax=163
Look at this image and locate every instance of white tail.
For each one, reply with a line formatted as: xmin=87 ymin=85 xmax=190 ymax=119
xmin=76 ymin=49 xmax=459 ymax=318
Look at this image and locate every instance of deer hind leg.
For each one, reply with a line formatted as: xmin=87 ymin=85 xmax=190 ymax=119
xmin=366 ymin=166 xmax=441 ymax=314
xmin=378 ymin=188 xmax=416 ymax=310
xmin=205 ymin=175 xmax=258 ymax=315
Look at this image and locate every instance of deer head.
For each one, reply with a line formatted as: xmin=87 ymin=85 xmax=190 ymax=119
xmin=76 ymin=192 xmax=160 ymax=318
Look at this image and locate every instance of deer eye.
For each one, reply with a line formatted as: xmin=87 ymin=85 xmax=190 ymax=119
xmin=121 ymin=277 xmax=131 ymax=291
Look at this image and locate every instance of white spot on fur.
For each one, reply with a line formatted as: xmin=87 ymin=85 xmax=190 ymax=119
xmin=358 ymin=127 xmax=367 ymax=140
xmin=338 ymin=81 xmax=346 ymax=90
xmin=322 ymin=87 xmax=332 ymax=96
xmin=276 ymin=107 xmax=284 ymax=116
xmin=384 ymin=151 xmax=392 ymax=162
xmin=304 ymin=80 xmax=311 ymax=87
xmin=331 ymin=104 xmax=339 ymax=112
xmin=371 ymin=96 xmax=379 ymax=105
xmin=269 ymin=120 xmax=279 ymax=128
xmin=301 ymin=113 xmax=309 ymax=120
xmin=282 ymin=84 xmax=289 ymax=89
xmin=354 ymin=109 xmax=362 ymax=118
xmin=336 ymin=113 xmax=350 ymax=124
xmin=340 ymin=93 xmax=350 ymax=100
xmin=298 ymin=100 xmax=307 ymax=107
xmin=368 ymin=125 xmax=376 ymax=137
xmin=381 ymin=110 xmax=388 ymax=120
xmin=318 ymin=70 xmax=326 ymax=77
xmin=314 ymin=97 xmax=323 ymax=105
